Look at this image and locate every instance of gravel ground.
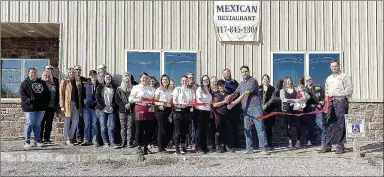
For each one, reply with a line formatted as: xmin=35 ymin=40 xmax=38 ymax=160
xmin=2 ymin=156 xmax=383 ymax=176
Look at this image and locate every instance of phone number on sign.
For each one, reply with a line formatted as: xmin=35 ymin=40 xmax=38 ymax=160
xmin=216 ymin=26 xmax=258 ymax=33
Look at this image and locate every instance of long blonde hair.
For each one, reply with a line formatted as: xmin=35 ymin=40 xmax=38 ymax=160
xmin=66 ymin=68 xmax=75 ymax=80
xmin=118 ymin=76 xmax=132 ymax=92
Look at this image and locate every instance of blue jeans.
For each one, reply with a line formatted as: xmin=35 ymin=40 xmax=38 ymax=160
xmin=98 ymin=111 xmax=116 ymax=145
xmin=83 ymin=108 xmax=98 ymax=143
xmin=24 ymin=111 xmax=45 ymax=142
xmin=243 ymin=109 xmax=267 ymax=151
xmin=307 ymin=106 xmax=326 ymax=146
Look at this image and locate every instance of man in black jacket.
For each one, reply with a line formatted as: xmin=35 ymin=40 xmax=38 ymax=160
xmin=20 ymin=67 xmax=50 ymax=148
xmin=304 ymin=75 xmax=326 ymax=147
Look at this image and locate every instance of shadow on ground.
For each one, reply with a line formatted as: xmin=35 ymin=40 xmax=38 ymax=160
xmin=361 ymin=142 xmax=384 ymax=156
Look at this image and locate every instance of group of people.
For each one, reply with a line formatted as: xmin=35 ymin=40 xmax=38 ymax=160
xmin=20 ymin=59 xmax=353 ymax=155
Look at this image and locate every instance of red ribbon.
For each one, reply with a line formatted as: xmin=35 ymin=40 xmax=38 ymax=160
xmin=255 ymin=96 xmax=333 ymax=120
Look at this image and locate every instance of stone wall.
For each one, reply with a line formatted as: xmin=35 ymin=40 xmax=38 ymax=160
xmin=1 ymin=37 xmax=60 ymax=72
xmin=349 ymin=102 xmax=384 ymax=142
xmin=1 ymin=102 xmax=382 ymax=143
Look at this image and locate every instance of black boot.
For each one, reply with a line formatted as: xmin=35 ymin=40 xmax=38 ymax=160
xmin=136 ymin=146 xmax=144 ymax=154
xmin=175 ymin=145 xmax=181 ymax=155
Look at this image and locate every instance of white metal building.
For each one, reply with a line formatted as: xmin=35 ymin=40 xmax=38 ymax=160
xmin=1 ymin=1 xmax=383 ymax=104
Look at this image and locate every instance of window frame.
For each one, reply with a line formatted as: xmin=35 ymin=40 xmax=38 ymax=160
xmin=1 ymin=58 xmax=50 ymax=102
xmin=125 ymin=49 xmax=200 ymax=83
xmin=270 ymin=51 xmax=344 ymax=86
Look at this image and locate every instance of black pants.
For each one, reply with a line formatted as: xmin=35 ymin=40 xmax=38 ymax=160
xmin=156 ymin=107 xmax=172 ymax=150
xmin=208 ymin=117 xmax=216 ymax=148
xmin=263 ymin=114 xmax=275 ymax=147
xmin=215 ymin=114 xmax=230 ymax=147
xmin=229 ymin=106 xmax=241 ymax=148
xmin=119 ymin=112 xmax=135 ymax=146
xmin=173 ymin=109 xmax=192 ymax=149
xmin=135 ymin=120 xmax=154 ymax=148
xmin=285 ymin=113 xmax=302 ymax=141
xmin=152 ymin=119 xmax=158 ymax=146
xmin=196 ymin=110 xmax=210 ymax=150
xmin=40 ymin=107 xmax=55 ymax=141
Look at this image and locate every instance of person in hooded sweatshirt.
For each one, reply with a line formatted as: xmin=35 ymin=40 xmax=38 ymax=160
xmin=81 ymin=70 xmax=100 ymax=146
xmin=115 ymin=75 xmax=135 ymax=148
xmin=20 ymin=67 xmax=50 ymax=148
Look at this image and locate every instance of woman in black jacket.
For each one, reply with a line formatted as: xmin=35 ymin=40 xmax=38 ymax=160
xmin=96 ymin=74 xmax=119 ymax=149
xmin=259 ymin=74 xmax=276 ymax=149
xmin=39 ymin=70 xmax=59 ymax=144
xmin=115 ymin=76 xmax=135 ymax=148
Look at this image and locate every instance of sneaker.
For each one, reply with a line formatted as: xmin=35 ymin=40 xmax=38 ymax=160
xmin=318 ymin=147 xmax=332 ymax=153
xmin=66 ymin=140 xmax=75 ymax=146
xmin=119 ymin=142 xmax=127 ymax=148
xmin=335 ymin=148 xmax=344 ymax=154
xmin=252 ymin=149 xmax=260 ymax=153
xmin=92 ymin=142 xmax=100 ymax=147
xmin=191 ymin=144 xmax=196 ymax=150
xmin=24 ymin=142 xmax=32 ymax=148
xmin=307 ymin=141 xmax=313 ymax=146
xmin=295 ymin=140 xmax=301 ymax=148
xmin=33 ymin=142 xmax=38 ymax=147
xmin=43 ymin=140 xmax=53 ymax=144
xmin=288 ymin=140 xmax=293 ymax=149
xmin=128 ymin=144 xmax=135 ymax=148
xmin=103 ymin=144 xmax=110 ymax=148
xmin=261 ymin=150 xmax=271 ymax=155
xmin=81 ymin=142 xmax=91 ymax=146
xmin=244 ymin=150 xmax=252 ymax=154
xmin=111 ymin=145 xmax=121 ymax=149
xmin=37 ymin=143 xmax=45 ymax=147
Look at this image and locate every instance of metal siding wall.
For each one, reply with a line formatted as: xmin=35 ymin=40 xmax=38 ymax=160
xmin=350 ymin=2 xmax=361 ymax=100
xmin=1 ymin=1 xmax=383 ymax=102
xmin=87 ymin=1 xmax=97 ymax=71
xmin=377 ymin=1 xmax=384 ymax=102
xmin=115 ymin=1 xmax=125 ymax=76
xmin=1 ymin=1 xmax=10 ymax=22
xmin=78 ymin=1 xmax=87 ymax=72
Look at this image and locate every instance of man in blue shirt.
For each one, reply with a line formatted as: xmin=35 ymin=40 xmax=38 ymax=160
xmin=222 ymin=68 xmax=241 ymax=150
xmin=228 ymin=66 xmax=270 ymax=155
